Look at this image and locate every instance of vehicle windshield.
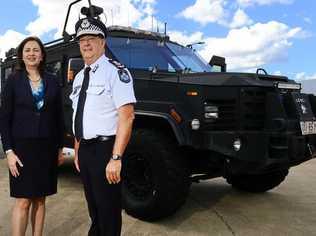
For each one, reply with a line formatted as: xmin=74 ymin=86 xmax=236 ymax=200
xmin=107 ymin=37 xmax=212 ymax=73
xmin=166 ymin=42 xmax=212 ymax=72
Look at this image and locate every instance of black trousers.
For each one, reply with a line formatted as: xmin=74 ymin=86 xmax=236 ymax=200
xmin=78 ymin=137 xmax=122 ymax=236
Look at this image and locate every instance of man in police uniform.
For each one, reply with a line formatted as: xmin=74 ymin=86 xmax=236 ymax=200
xmin=70 ymin=17 xmax=136 ymax=236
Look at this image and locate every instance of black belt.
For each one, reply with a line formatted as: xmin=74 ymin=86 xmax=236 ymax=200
xmin=80 ymin=135 xmax=115 ymax=145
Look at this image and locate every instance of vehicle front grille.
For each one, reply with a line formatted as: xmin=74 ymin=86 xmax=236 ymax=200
xmin=203 ymin=88 xmax=266 ymax=131
xmin=239 ymin=88 xmax=266 ymax=131
xmin=269 ymin=134 xmax=289 ymax=159
xmin=203 ymin=99 xmax=237 ymax=130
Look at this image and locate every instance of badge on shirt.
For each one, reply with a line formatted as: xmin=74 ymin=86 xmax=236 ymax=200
xmin=72 ymin=86 xmax=81 ymax=95
xmin=92 ymin=64 xmax=99 ymax=73
xmin=118 ymin=69 xmax=131 ymax=83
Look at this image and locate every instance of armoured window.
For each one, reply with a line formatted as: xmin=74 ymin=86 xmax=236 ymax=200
xmin=166 ymin=43 xmax=212 ymax=73
xmin=46 ymin=61 xmax=62 ymax=85
xmin=46 ymin=61 xmax=61 ymax=76
xmin=0 ymin=67 xmax=13 ymax=102
xmin=107 ymin=37 xmax=181 ymax=72
xmin=4 ymin=67 xmax=12 ymax=81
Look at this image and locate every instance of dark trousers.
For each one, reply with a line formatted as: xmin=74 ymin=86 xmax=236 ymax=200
xmin=78 ymin=138 xmax=122 ymax=236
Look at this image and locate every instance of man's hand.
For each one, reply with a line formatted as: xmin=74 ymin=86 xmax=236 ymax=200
xmin=106 ymin=159 xmax=122 ymax=184
xmin=7 ymin=151 xmax=23 ymax=178
xmin=74 ymin=139 xmax=80 ymax=172
xmin=74 ymin=153 xmax=80 ymax=172
xmin=57 ymin=149 xmax=65 ymax=166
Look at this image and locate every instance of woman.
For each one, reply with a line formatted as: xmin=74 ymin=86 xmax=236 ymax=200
xmin=0 ymin=36 xmax=64 ymax=236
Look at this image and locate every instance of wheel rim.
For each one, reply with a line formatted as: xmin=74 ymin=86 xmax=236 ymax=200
xmin=124 ymin=152 xmax=154 ymax=201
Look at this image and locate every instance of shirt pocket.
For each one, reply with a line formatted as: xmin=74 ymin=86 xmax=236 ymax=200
xmin=86 ymin=86 xmax=113 ymax=109
xmin=86 ymin=87 xmax=106 ymax=96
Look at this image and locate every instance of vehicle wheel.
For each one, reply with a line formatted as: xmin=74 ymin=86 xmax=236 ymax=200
xmin=122 ymin=129 xmax=190 ymax=221
xmin=226 ymin=169 xmax=289 ymax=193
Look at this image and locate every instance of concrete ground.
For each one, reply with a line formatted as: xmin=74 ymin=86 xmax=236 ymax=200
xmin=1 ymin=150 xmax=316 ymax=236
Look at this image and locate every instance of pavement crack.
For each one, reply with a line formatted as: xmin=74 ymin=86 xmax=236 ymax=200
xmin=212 ymin=208 xmax=236 ymax=236
xmin=190 ymin=195 xmax=236 ymax=235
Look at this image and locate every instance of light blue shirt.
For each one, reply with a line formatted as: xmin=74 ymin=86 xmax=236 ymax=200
xmin=70 ymin=55 xmax=136 ymax=139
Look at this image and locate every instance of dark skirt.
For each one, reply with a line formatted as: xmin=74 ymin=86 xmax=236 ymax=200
xmin=9 ymin=138 xmax=58 ymax=198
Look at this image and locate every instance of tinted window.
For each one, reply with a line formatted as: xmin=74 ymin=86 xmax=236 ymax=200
xmin=107 ymin=37 xmax=181 ymax=72
xmin=4 ymin=67 xmax=12 ymax=80
xmin=46 ymin=61 xmax=62 ymax=85
xmin=166 ymin=43 xmax=212 ymax=72
xmin=46 ymin=61 xmax=61 ymax=76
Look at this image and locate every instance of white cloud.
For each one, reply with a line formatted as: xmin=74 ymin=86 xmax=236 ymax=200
xmin=178 ymin=0 xmax=228 ymax=26
xmin=229 ymin=8 xmax=253 ymax=28
xmin=273 ymin=70 xmax=282 ymax=75
xmin=168 ymin=31 xmax=204 ymax=47
xmin=303 ymin=17 xmax=312 ymax=24
xmin=0 ymin=30 xmax=27 ymax=59
xmin=137 ymin=16 xmax=164 ymax=31
xmin=294 ymin=72 xmax=316 ymax=81
xmin=26 ymin=0 xmax=73 ymax=38
xmin=0 ymin=0 xmax=158 ymax=59
xmin=237 ymin=0 xmax=294 ymax=7
xmin=25 ymin=0 xmax=158 ymax=39
xmin=197 ymin=21 xmax=303 ymax=71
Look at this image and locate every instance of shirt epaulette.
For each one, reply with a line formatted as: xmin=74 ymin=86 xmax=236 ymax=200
xmin=108 ymin=59 xmax=131 ymax=83
xmin=108 ymin=59 xmax=126 ymax=70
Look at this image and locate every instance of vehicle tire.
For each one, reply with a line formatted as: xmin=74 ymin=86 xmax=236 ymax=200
xmin=226 ymin=169 xmax=289 ymax=193
xmin=122 ymin=129 xmax=190 ymax=221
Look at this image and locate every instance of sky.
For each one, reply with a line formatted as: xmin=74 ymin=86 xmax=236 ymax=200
xmin=0 ymin=0 xmax=315 ymax=81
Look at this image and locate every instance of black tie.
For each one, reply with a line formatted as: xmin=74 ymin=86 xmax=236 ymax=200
xmin=74 ymin=67 xmax=91 ymax=141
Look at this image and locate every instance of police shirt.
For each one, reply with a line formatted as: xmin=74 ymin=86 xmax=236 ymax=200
xmin=70 ymin=54 xmax=136 ymax=139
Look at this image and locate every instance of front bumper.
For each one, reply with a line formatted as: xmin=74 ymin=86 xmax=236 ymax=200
xmin=190 ymin=130 xmax=316 ymax=172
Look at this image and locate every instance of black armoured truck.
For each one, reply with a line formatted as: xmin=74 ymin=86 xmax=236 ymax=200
xmin=1 ymin=0 xmax=316 ymax=221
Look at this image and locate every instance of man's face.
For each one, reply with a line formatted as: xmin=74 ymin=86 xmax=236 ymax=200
xmin=79 ymin=35 xmax=105 ymax=65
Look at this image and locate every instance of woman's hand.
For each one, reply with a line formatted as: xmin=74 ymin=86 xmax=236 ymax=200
xmin=57 ymin=149 xmax=65 ymax=166
xmin=7 ymin=151 xmax=23 ymax=178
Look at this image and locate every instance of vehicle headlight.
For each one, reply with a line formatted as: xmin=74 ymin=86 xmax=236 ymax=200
xmin=233 ymin=138 xmax=242 ymax=151
xmin=191 ymin=119 xmax=200 ymax=130
xmin=275 ymin=82 xmax=301 ymax=90
xmin=204 ymin=105 xmax=219 ymax=119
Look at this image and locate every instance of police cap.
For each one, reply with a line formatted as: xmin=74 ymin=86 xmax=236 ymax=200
xmin=75 ymin=17 xmax=107 ymax=39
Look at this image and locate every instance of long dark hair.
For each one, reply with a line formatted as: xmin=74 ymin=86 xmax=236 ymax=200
xmin=16 ymin=36 xmax=46 ymax=76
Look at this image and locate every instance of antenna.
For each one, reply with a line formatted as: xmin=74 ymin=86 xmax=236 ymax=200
xmin=164 ymin=22 xmax=167 ymax=35
xmin=128 ymin=5 xmax=130 ymax=26
xmin=87 ymin=0 xmax=95 ymax=18
xmin=111 ymin=9 xmax=114 ymax=25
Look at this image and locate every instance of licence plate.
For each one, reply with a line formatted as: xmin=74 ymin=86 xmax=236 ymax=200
xmin=300 ymin=121 xmax=316 ymax=135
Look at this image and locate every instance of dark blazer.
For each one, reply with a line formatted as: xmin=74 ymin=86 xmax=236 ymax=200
xmin=0 ymin=70 xmax=64 ymax=151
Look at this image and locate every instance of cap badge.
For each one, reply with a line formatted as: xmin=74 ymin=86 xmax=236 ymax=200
xmin=81 ymin=19 xmax=90 ymax=29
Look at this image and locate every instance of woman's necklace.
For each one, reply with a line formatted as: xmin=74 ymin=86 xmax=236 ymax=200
xmin=28 ymin=75 xmax=41 ymax=83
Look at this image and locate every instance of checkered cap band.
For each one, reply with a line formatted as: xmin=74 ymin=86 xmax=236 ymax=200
xmin=75 ymin=18 xmax=107 ymax=38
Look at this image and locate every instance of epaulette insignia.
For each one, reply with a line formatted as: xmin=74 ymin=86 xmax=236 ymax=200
xmin=108 ymin=59 xmax=126 ymax=70
xmin=118 ymin=69 xmax=131 ymax=83
xmin=108 ymin=59 xmax=131 ymax=83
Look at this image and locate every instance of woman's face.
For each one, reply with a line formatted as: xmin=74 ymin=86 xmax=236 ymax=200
xmin=22 ymin=40 xmax=43 ymax=69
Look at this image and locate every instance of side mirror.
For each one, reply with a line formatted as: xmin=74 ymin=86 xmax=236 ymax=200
xmin=209 ymin=55 xmax=226 ymax=72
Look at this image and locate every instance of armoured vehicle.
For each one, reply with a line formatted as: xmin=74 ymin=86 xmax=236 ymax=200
xmin=1 ymin=0 xmax=316 ymax=221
